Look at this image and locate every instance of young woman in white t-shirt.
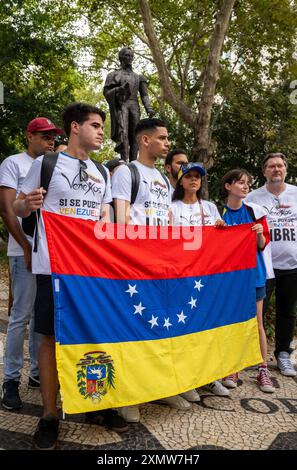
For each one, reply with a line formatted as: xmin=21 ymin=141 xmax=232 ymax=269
xmin=171 ymin=162 xmax=230 ymax=400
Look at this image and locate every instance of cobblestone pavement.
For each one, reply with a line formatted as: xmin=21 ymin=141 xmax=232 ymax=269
xmin=0 ymin=266 xmax=297 ymax=451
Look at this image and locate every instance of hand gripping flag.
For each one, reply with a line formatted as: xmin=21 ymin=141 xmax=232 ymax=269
xmin=43 ymin=212 xmax=262 ymax=414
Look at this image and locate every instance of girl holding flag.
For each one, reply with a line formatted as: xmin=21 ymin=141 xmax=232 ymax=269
xmin=220 ymin=169 xmax=275 ymax=393
xmin=171 ymin=162 xmax=230 ymax=399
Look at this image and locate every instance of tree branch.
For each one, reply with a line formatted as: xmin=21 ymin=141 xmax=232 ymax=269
xmin=138 ymin=0 xmax=196 ymax=127
xmin=194 ymin=0 xmax=236 ymax=163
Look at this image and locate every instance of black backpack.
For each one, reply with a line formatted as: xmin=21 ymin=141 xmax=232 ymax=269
xmin=22 ymin=152 xmax=108 ymax=248
xmin=127 ymin=162 xmax=170 ymax=204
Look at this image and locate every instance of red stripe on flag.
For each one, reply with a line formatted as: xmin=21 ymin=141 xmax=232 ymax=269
xmin=43 ymin=211 xmax=257 ymax=279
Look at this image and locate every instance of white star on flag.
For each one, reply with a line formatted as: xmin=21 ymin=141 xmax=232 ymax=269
xmin=194 ymin=279 xmax=204 ymax=291
xmin=188 ymin=297 xmax=197 ymax=309
xmin=163 ymin=318 xmax=172 ymax=330
xmin=177 ymin=311 xmax=187 ymax=323
xmin=148 ymin=315 xmax=158 ymax=328
xmin=126 ymin=284 xmax=138 ymax=297
xmin=133 ymin=302 xmax=146 ymax=316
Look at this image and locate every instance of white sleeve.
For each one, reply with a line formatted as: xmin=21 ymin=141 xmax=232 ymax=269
xmin=0 ymin=158 xmax=19 ymax=190
xmin=212 ymin=204 xmax=221 ymax=221
xmin=171 ymin=203 xmax=179 ymax=226
xmin=245 ymin=192 xmax=256 ymax=203
xmin=21 ymin=158 xmax=43 ymax=195
xmin=102 ymin=165 xmax=112 ymax=204
xmin=111 ymin=164 xmax=132 ymax=202
xmin=206 ymin=201 xmax=221 ymax=222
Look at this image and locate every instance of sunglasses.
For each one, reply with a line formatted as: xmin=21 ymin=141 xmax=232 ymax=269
xmin=79 ymin=160 xmax=88 ymax=182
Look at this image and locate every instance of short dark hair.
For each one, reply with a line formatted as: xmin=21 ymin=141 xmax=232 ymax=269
xmin=221 ymin=169 xmax=252 ymax=199
xmin=262 ymin=152 xmax=288 ymax=170
xmin=172 ymin=173 xmax=204 ymax=202
xmin=165 ymin=148 xmax=188 ymax=166
xmin=62 ymin=102 xmax=106 ymax=138
xmin=135 ymin=118 xmax=167 ymax=138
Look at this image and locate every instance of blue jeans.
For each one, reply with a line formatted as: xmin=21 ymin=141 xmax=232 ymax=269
xmin=3 ymin=256 xmax=40 ymax=382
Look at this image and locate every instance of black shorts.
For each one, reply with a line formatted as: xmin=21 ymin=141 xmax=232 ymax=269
xmin=34 ymin=274 xmax=55 ymax=336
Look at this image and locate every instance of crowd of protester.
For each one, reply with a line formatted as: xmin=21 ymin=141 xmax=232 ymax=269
xmin=0 ymin=103 xmax=296 ymax=450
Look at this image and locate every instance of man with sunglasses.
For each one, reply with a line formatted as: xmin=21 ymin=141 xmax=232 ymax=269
xmin=13 ymin=102 xmax=128 ymax=449
xmin=246 ymin=153 xmax=297 ymax=378
xmin=0 ymin=117 xmax=63 ymax=412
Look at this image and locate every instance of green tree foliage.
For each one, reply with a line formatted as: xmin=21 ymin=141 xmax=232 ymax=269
xmin=1 ymin=0 xmax=297 ymax=197
xmin=78 ymin=0 xmax=297 ymax=197
xmin=0 ymin=0 xmax=84 ymax=160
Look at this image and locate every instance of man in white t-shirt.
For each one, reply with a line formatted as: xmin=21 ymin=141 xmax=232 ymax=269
xmin=164 ymin=148 xmax=189 ymax=197
xmin=13 ymin=102 xmax=128 ymax=449
xmin=0 ymin=117 xmax=63 ymax=411
xmin=112 ymin=118 xmax=192 ymax=422
xmin=246 ymin=153 xmax=297 ymax=377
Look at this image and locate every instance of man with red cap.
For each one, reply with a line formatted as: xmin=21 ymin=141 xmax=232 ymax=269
xmin=0 ymin=117 xmax=63 ymax=411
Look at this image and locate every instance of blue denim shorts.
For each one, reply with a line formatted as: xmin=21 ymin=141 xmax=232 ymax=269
xmin=256 ymin=286 xmax=266 ymax=302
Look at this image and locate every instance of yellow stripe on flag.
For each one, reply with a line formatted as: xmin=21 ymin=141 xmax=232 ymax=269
xmin=56 ymin=317 xmax=261 ymax=414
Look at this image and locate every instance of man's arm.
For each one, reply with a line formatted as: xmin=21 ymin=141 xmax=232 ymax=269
xmin=13 ymin=188 xmax=46 ymax=218
xmin=0 ymin=187 xmax=33 ymax=269
xmin=113 ymin=199 xmax=131 ymax=224
xmin=100 ymin=203 xmax=111 ymax=223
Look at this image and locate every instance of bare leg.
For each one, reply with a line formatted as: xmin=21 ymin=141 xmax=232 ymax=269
xmin=256 ymin=299 xmax=267 ymax=366
xmin=39 ymin=335 xmax=59 ymax=418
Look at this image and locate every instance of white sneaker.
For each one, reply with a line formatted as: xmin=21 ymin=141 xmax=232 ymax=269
xmin=206 ymin=381 xmax=230 ymax=397
xmin=180 ymin=389 xmax=200 ymax=402
xmin=117 ymin=405 xmax=140 ymax=423
xmin=155 ymin=395 xmax=191 ymax=410
xmin=277 ymin=351 xmax=297 ymax=377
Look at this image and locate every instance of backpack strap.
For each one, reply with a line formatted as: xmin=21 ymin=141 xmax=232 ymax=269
xmin=244 ymin=203 xmax=256 ymax=222
xmin=22 ymin=152 xmax=59 ymax=251
xmin=91 ymin=160 xmax=108 ymax=191
xmin=159 ymin=172 xmax=170 ymax=193
xmin=40 ymin=152 xmax=60 ymax=190
xmin=33 ymin=152 xmax=59 ymax=252
xmin=127 ymin=163 xmax=141 ymax=205
xmin=127 ymin=163 xmax=170 ymax=205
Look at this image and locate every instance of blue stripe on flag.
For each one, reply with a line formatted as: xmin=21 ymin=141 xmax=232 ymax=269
xmin=53 ymin=269 xmax=256 ymax=345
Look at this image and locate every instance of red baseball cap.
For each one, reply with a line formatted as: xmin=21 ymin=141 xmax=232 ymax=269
xmin=27 ymin=117 xmax=64 ymax=134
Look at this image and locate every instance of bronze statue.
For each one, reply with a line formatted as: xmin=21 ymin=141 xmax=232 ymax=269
xmin=103 ymin=47 xmax=155 ymax=161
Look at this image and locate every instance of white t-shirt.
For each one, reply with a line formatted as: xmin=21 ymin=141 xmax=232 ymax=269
xmin=0 ymin=152 xmax=34 ymax=256
xmin=21 ymin=153 xmax=112 ymax=274
xmin=246 ymin=184 xmax=297 ymax=270
xmin=171 ymin=199 xmax=220 ymax=226
xmin=112 ymin=160 xmax=170 ymax=226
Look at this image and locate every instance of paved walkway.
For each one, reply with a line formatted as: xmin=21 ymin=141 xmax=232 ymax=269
xmin=0 ymin=265 xmax=296 ymax=451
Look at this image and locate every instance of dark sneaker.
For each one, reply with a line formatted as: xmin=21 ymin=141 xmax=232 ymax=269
xmin=85 ymin=409 xmax=129 ymax=433
xmin=28 ymin=375 xmax=40 ymax=389
xmin=1 ymin=380 xmax=22 ymax=410
xmin=33 ymin=417 xmax=59 ymax=450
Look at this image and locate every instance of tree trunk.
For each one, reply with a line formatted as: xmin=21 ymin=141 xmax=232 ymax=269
xmin=138 ymin=0 xmax=235 ymax=169
xmin=193 ymin=0 xmax=236 ymax=165
xmin=138 ymin=0 xmax=196 ymax=128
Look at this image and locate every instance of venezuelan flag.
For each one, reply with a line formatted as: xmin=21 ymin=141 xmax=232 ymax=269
xmin=43 ymin=212 xmax=262 ymax=414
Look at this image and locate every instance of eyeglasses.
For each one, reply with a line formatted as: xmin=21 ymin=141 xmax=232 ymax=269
xmin=79 ymin=160 xmax=88 ymax=182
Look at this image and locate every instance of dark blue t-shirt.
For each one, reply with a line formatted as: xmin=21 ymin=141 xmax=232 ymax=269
xmin=222 ymin=204 xmax=266 ymax=288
